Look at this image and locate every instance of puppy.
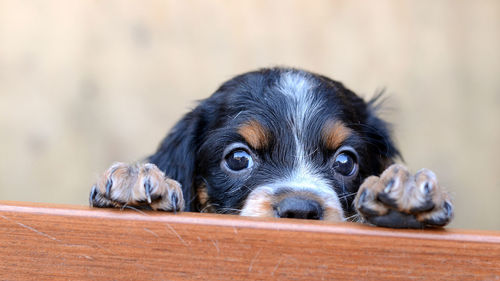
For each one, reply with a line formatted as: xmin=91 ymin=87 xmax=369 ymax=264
xmin=89 ymin=67 xmax=453 ymax=228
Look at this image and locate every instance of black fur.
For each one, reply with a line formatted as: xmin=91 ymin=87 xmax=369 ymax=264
xmin=147 ymin=67 xmax=399 ymax=217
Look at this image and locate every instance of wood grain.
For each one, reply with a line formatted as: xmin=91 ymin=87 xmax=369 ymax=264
xmin=0 ymin=201 xmax=499 ymax=280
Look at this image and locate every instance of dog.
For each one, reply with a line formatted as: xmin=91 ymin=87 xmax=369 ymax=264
xmin=89 ymin=67 xmax=453 ymax=228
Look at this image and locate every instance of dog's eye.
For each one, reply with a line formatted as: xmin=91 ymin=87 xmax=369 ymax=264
xmin=225 ymin=150 xmax=254 ymax=171
xmin=333 ymin=147 xmax=358 ymax=177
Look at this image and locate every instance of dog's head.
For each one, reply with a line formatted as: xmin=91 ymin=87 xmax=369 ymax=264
xmin=150 ymin=68 xmax=399 ymax=221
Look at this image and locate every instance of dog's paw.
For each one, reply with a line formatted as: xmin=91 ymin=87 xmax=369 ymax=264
xmin=354 ymin=164 xmax=453 ymax=228
xmin=89 ymin=162 xmax=184 ymax=212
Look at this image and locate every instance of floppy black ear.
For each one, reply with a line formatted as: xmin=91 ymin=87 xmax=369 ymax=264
xmin=363 ymin=96 xmax=401 ymax=175
xmin=148 ymin=109 xmax=203 ymax=212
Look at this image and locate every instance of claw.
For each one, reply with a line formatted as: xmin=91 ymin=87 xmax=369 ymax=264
xmin=171 ymin=193 xmax=178 ymax=213
xmin=105 ymin=179 xmax=113 ymax=198
xmin=421 ymin=182 xmax=433 ymax=195
xmin=358 ymin=190 xmax=367 ymax=203
xmin=89 ymin=185 xmax=97 ymax=206
xmin=384 ymin=179 xmax=394 ymax=193
xmin=444 ymin=201 xmax=453 ymax=217
xmin=144 ymin=179 xmax=152 ymax=204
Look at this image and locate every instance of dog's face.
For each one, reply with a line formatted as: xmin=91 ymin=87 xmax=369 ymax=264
xmin=152 ymin=68 xmax=398 ymax=221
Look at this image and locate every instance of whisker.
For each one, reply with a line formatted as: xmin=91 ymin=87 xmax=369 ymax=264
xmin=200 ymin=204 xmax=213 ymax=213
xmin=215 ymin=207 xmax=241 ymax=214
xmin=338 ymin=192 xmax=357 ymax=200
xmin=121 ymin=205 xmax=148 ymax=216
xmin=344 ymin=213 xmax=361 ymax=222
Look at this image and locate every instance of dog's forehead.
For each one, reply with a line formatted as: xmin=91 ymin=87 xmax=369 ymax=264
xmin=234 ymin=71 xmax=341 ymax=131
xmin=275 ymin=71 xmax=323 ymax=126
xmin=227 ymin=70 xmax=353 ymax=155
xmin=276 ymin=70 xmax=315 ymax=100
xmin=226 ymin=70 xmax=320 ymax=122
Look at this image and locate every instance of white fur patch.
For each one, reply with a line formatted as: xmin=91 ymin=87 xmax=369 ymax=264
xmin=277 ymin=71 xmax=321 ymax=137
xmin=277 ymin=71 xmax=324 ymax=173
xmin=240 ymin=71 xmax=344 ymax=220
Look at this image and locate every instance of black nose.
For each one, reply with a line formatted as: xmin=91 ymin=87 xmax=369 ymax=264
xmin=275 ymin=196 xmax=323 ymax=220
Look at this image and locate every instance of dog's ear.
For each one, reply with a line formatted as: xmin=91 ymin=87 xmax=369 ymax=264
xmin=362 ymin=95 xmax=401 ymax=174
xmin=148 ymin=109 xmax=203 ymax=211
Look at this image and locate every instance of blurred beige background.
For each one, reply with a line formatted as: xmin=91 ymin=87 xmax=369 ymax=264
xmin=0 ymin=0 xmax=499 ymax=230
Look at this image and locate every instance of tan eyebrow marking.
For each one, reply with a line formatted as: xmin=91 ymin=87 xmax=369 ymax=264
xmin=238 ymin=120 xmax=269 ymax=149
xmin=322 ymin=120 xmax=352 ymax=150
xmin=196 ymin=183 xmax=215 ymax=213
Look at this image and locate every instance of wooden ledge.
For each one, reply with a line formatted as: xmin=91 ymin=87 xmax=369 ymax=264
xmin=1 ymin=201 xmax=499 ymax=280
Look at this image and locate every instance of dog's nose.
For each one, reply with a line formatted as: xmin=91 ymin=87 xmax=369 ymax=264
xmin=275 ymin=196 xmax=323 ymax=220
